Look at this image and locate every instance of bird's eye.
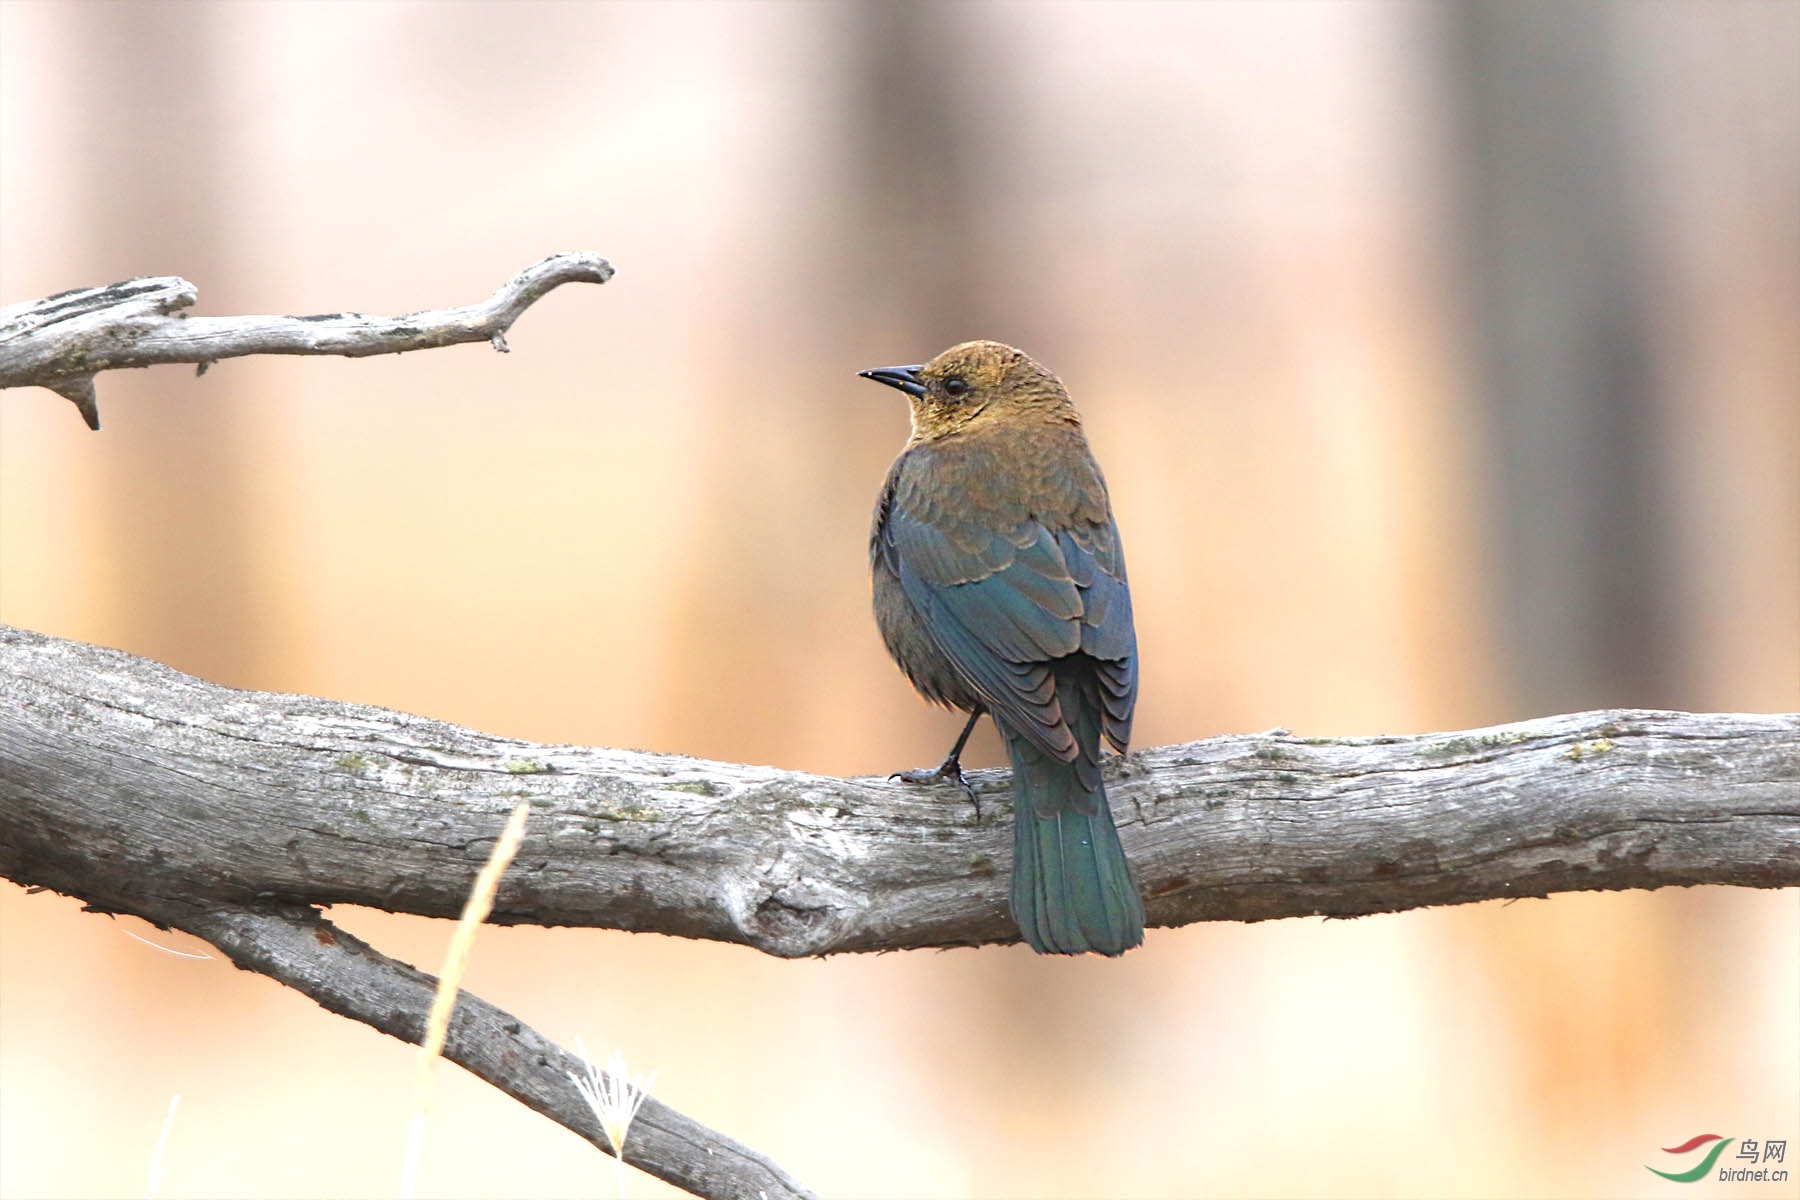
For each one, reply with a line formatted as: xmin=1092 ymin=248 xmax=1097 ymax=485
xmin=943 ymin=377 xmax=970 ymax=397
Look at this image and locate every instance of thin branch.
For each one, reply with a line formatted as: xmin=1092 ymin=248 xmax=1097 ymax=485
xmin=3 ymin=624 xmax=1796 ymax=959
xmin=0 ymin=252 xmax=614 ymax=429
xmin=173 ymin=904 xmax=815 ymax=1200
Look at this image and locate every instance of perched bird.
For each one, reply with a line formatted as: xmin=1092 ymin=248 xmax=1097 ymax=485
xmin=860 ymin=340 xmax=1145 ymax=956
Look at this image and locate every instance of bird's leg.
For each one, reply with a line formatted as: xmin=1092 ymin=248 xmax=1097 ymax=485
xmin=891 ymin=707 xmax=985 ymax=817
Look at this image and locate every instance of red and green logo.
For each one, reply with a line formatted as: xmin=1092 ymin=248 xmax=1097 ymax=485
xmin=1648 ymin=1134 xmax=1734 ymax=1182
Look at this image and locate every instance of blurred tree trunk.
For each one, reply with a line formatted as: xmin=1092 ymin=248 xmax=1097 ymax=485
xmin=1440 ymin=0 xmax=1681 ymax=715
xmin=841 ymin=0 xmax=986 ymax=349
xmin=66 ymin=2 xmax=262 ymax=687
xmin=656 ymin=1 xmax=996 ymax=768
xmin=1435 ymin=0 xmax=1693 ymax=1146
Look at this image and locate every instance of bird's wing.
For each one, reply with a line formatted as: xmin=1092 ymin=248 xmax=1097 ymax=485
xmin=1058 ymin=523 xmax=1137 ymax=752
xmin=882 ymin=477 xmax=1137 ymax=761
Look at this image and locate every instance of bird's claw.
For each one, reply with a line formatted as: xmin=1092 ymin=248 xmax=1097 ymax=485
xmin=890 ymin=759 xmax=981 ymax=820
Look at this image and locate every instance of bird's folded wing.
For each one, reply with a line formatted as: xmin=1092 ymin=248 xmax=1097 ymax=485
xmin=886 ymin=507 xmax=1135 ymax=761
xmin=1057 ymin=525 xmax=1137 ymax=751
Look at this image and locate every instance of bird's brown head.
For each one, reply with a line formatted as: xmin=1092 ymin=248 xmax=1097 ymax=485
xmin=859 ymin=340 xmax=1075 ymax=441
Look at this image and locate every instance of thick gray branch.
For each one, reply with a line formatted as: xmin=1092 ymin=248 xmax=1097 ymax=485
xmin=4 ymin=624 xmax=1795 ymax=955
xmin=0 ymin=252 xmax=614 ymax=429
xmin=179 ymin=905 xmax=813 ymax=1200
xmin=3 ymin=625 xmax=1794 ymax=1199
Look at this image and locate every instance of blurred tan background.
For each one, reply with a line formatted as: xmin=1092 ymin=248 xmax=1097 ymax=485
xmin=1 ymin=2 xmax=1795 ymax=1197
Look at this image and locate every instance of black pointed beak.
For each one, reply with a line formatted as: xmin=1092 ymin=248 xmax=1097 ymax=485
xmin=858 ymin=364 xmax=928 ymax=399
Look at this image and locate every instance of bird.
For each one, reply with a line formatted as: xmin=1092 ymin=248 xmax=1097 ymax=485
xmin=860 ymin=340 xmax=1145 ymax=956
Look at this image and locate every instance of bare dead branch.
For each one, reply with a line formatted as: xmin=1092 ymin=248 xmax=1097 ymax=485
xmin=0 ymin=252 xmax=614 ymax=429
xmin=3 ymin=623 xmax=1793 ymax=1198
xmin=4 ymin=624 xmax=1795 ymax=958
xmin=177 ymin=904 xmax=815 ymax=1200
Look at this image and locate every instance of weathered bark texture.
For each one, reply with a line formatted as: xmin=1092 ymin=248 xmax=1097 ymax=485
xmin=3 ymin=624 xmax=1796 ymax=1198
xmin=5 ymin=624 xmax=1796 ymax=954
xmin=0 ymin=253 xmax=613 ymax=428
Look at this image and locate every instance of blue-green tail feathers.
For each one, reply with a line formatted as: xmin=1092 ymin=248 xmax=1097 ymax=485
xmin=1000 ymin=675 xmax=1144 ymax=956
